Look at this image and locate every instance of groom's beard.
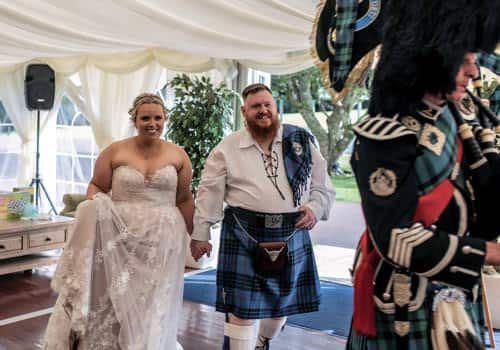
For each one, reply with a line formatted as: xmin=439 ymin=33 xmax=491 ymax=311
xmin=246 ymin=116 xmax=280 ymax=139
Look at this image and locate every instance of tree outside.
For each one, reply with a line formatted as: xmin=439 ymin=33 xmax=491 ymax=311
xmin=272 ymin=66 xmax=369 ymax=176
xmin=166 ymin=74 xmax=237 ymax=192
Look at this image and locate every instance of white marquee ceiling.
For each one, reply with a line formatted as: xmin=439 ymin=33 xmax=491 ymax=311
xmin=0 ymin=0 xmax=319 ymax=74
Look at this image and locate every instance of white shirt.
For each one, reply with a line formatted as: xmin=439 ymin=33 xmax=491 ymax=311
xmin=191 ymin=125 xmax=335 ymax=241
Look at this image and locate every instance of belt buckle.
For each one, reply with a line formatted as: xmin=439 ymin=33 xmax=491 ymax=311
xmin=265 ymin=214 xmax=283 ymax=228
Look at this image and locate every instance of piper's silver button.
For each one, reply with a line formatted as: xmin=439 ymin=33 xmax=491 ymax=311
xmin=462 ymin=246 xmax=472 ymax=254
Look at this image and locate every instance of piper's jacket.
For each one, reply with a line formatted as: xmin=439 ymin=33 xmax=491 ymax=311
xmin=350 ymin=100 xmax=500 ymax=314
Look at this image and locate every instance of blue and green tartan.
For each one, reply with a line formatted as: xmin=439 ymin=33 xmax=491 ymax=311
xmin=215 ymin=207 xmax=321 ymax=319
xmin=331 ymin=0 xmax=358 ymax=92
xmin=489 ymin=85 xmax=500 ymax=117
xmin=414 ymin=107 xmax=457 ymax=195
xmin=346 ymin=292 xmax=485 ymax=350
xmin=478 ymin=52 xmax=500 ymax=76
xmin=478 ymin=53 xmax=500 ymax=116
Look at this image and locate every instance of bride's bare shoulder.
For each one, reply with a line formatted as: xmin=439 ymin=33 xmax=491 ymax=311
xmin=163 ymin=141 xmax=191 ymax=168
xmin=163 ymin=140 xmax=186 ymax=155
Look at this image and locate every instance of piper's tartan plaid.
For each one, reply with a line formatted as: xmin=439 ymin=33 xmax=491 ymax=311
xmin=477 ymin=53 xmax=500 ymax=116
xmin=215 ymin=207 xmax=321 ymax=319
xmin=490 ymin=85 xmax=500 ymax=117
xmin=331 ymin=0 xmax=358 ymax=92
xmin=346 ymin=291 xmax=485 ymax=350
xmin=414 ymin=106 xmax=457 ymax=195
xmin=478 ymin=52 xmax=500 ymax=76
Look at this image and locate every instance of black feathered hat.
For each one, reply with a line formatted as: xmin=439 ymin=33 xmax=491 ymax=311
xmin=369 ymin=0 xmax=500 ymax=116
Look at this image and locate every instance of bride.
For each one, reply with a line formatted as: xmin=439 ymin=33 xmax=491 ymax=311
xmin=43 ymin=93 xmax=193 ymax=350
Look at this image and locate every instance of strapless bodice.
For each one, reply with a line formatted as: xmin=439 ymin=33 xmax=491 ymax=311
xmin=45 ymin=164 xmax=186 ymax=350
xmin=111 ymin=165 xmax=178 ymax=206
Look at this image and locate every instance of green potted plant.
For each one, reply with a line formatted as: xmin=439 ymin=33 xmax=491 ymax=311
xmin=166 ymin=74 xmax=237 ymax=192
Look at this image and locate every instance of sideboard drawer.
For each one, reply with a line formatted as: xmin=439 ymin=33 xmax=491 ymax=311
xmin=0 ymin=236 xmax=23 ymax=254
xmin=29 ymin=230 xmax=66 ymax=248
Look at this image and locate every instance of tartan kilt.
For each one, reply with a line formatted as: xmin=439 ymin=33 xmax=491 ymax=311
xmin=346 ymin=289 xmax=485 ymax=350
xmin=215 ymin=207 xmax=321 ymax=319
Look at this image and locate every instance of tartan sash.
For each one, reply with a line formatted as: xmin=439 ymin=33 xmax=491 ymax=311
xmin=282 ymin=124 xmax=314 ymax=206
xmin=414 ymin=106 xmax=457 ymax=195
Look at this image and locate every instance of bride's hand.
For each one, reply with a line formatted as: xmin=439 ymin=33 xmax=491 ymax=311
xmin=190 ymin=239 xmax=212 ymax=261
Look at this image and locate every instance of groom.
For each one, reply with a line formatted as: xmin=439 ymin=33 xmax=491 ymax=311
xmin=190 ymin=83 xmax=334 ymax=349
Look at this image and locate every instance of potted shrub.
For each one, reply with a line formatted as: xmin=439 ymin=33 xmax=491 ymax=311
xmin=166 ymin=74 xmax=237 ymax=192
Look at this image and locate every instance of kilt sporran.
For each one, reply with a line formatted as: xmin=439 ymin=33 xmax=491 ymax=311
xmin=254 ymin=241 xmax=288 ymax=276
xmin=431 ymin=288 xmax=483 ymax=350
xmin=231 ymin=211 xmax=298 ymax=276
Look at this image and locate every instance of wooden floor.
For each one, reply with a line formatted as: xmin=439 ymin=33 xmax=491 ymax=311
xmin=0 ymin=268 xmax=347 ymax=350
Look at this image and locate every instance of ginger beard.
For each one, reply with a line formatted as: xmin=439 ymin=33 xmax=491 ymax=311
xmin=245 ymin=111 xmax=280 ymax=139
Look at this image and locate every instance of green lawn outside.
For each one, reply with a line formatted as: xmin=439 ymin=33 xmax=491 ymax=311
xmin=331 ymin=175 xmax=360 ymax=203
xmin=330 ymin=154 xmax=361 ymax=203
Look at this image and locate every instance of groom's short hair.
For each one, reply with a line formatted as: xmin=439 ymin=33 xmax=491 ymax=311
xmin=241 ymin=83 xmax=273 ymax=101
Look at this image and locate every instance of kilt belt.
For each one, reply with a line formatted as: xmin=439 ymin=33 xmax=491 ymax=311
xmin=228 ymin=207 xmax=301 ymax=250
xmin=228 ymin=206 xmax=300 ymax=231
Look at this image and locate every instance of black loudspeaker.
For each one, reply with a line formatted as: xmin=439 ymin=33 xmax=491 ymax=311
xmin=25 ymin=64 xmax=55 ymax=110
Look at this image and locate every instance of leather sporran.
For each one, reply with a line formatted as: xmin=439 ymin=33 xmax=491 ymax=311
xmin=254 ymin=241 xmax=288 ymax=276
xmin=431 ymin=288 xmax=485 ymax=350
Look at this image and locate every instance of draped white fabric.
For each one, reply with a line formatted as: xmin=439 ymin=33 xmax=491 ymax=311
xmin=65 ymin=61 xmax=164 ymax=149
xmin=0 ymin=68 xmax=64 ymax=186
xmin=0 ymin=0 xmax=312 ymax=200
xmin=0 ymin=0 xmax=317 ymax=74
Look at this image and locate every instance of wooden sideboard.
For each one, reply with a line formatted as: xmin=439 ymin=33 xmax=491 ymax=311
xmin=0 ymin=216 xmax=74 ymax=275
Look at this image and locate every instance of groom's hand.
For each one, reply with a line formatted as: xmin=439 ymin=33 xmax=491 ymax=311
xmin=190 ymin=239 xmax=213 ymax=261
xmin=295 ymin=205 xmax=317 ymax=230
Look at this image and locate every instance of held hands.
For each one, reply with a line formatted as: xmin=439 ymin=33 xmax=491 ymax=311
xmin=190 ymin=239 xmax=213 ymax=261
xmin=295 ymin=205 xmax=317 ymax=230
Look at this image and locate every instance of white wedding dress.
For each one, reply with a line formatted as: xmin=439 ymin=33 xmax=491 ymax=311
xmin=43 ymin=165 xmax=187 ymax=350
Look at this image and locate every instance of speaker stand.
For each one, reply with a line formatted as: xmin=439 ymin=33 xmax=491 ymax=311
xmin=29 ymin=109 xmax=57 ymax=214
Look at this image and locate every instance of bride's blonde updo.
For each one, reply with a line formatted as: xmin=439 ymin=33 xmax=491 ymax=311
xmin=128 ymin=93 xmax=168 ymax=121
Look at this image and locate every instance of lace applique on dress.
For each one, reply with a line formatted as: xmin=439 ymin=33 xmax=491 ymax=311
xmin=43 ymin=166 xmax=187 ymax=350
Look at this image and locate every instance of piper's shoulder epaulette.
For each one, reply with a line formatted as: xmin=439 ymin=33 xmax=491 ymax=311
xmin=353 ymin=116 xmax=417 ymax=141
